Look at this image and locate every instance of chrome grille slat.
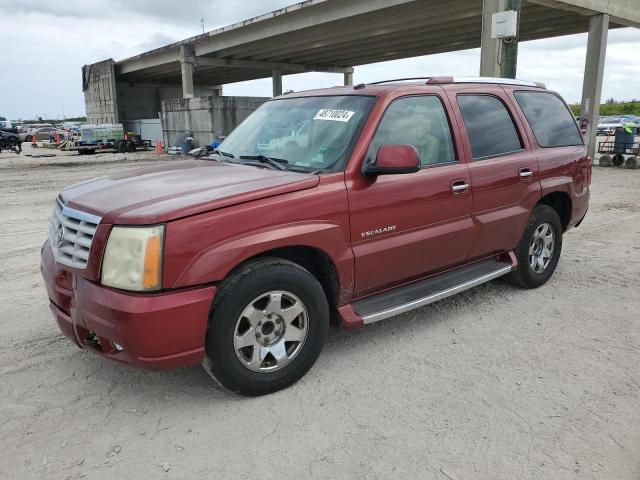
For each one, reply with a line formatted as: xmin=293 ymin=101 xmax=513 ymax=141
xmin=48 ymin=199 xmax=101 ymax=269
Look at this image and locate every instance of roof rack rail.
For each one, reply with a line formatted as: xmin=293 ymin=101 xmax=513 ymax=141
xmin=364 ymin=76 xmax=545 ymax=89
xmin=427 ymin=76 xmax=546 ymax=88
xmin=367 ymin=77 xmax=433 ymax=85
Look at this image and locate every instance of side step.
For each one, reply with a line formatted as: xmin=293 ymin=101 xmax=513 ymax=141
xmin=353 ymin=256 xmax=515 ymax=324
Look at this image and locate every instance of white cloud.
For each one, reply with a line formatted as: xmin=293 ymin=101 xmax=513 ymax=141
xmin=1 ymin=1 xmax=639 ymax=120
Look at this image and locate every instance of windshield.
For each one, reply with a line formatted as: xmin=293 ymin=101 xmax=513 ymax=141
xmin=218 ymin=95 xmax=375 ymax=171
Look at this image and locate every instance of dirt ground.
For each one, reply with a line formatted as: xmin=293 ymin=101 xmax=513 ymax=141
xmin=0 ymin=145 xmax=638 ymax=480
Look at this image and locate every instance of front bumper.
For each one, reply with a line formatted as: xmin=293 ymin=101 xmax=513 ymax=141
xmin=41 ymin=241 xmax=216 ymax=370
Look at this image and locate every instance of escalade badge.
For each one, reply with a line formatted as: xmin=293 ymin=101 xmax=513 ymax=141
xmin=361 ymin=225 xmax=397 ymax=238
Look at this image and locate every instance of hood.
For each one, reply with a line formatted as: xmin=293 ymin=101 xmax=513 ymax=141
xmin=60 ymin=159 xmax=320 ymax=224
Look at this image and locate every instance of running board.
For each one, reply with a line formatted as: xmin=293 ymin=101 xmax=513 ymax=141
xmin=353 ymin=257 xmax=514 ymax=324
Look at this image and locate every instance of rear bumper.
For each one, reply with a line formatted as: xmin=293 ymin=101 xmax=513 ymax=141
xmin=41 ymin=241 xmax=216 ymax=370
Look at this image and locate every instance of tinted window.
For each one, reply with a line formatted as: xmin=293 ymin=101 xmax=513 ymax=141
xmin=514 ymin=91 xmax=583 ymax=147
xmin=457 ymin=95 xmax=522 ymax=159
xmin=369 ymin=96 xmax=455 ymax=166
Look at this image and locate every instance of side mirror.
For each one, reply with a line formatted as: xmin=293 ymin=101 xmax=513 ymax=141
xmin=364 ymin=144 xmax=420 ymax=176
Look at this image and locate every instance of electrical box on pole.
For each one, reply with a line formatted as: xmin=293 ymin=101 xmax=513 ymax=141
xmin=491 ymin=10 xmax=518 ymax=39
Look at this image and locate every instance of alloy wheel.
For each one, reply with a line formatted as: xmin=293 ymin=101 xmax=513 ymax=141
xmin=528 ymin=222 xmax=555 ymax=274
xmin=233 ymin=291 xmax=309 ymax=373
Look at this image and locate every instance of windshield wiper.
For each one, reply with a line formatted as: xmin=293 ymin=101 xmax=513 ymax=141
xmin=212 ymin=149 xmax=234 ymax=158
xmin=239 ymin=154 xmax=288 ymax=171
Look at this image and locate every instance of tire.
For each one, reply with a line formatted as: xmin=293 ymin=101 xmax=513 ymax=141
xmin=504 ymin=204 xmax=563 ymax=289
xmin=125 ymin=140 xmax=136 ymax=153
xmin=115 ymin=140 xmax=126 ymax=153
xmin=25 ymin=135 xmax=32 ymax=143
xmin=625 ymin=156 xmax=638 ymax=169
xmin=612 ymin=153 xmax=625 ymax=167
xmin=203 ymin=257 xmax=329 ymax=396
xmin=599 ymin=154 xmax=611 ymax=167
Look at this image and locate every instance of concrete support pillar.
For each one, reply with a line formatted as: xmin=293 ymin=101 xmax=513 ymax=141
xmin=180 ymin=44 xmax=196 ymax=99
xmin=343 ymin=68 xmax=354 ymax=86
xmin=580 ymin=14 xmax=609 ymax=160
xmin=480 ymin=0 xmax=504 ymax=77
xmin=272 ymin=68 xmax=282 ymax=97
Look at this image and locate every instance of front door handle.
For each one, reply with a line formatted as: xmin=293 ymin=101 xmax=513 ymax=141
xmin=519 ymin=168 xmax=533 ymax=179
xmin=451 ymin=180 xmax=469 ymax=193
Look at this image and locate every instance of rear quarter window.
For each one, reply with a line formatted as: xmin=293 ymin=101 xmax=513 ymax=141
xmin=514 ymin=91 xmax=583 ymax=147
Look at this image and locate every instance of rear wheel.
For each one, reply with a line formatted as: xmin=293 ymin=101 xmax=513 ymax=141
xmin=504 ymin=205 xmax=563 ymax=289
xmin=203 ymin=258 xmax=329 ymax=396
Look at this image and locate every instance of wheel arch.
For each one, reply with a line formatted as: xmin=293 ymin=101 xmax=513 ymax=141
xmin=231 ymin=245 xmax=341 ymax=321
xmin=538 ymin=191 xmax=572 ymax=231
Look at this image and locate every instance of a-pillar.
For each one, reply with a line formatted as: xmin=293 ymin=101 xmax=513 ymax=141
xmin=180 ymin=44 xmax=196 ymax=99
xmin=579 ymin=14 xmax=609 ymax=160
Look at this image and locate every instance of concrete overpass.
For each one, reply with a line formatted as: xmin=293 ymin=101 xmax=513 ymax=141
xmin=83 ymin=0 xmax=639 ymax=156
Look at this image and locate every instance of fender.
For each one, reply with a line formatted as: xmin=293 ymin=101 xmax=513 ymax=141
xmin=170 ymin=220 xmax=354 ymax=304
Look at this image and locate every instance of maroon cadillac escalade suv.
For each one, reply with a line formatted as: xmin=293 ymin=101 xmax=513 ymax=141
xmin=41 ymin=77 xmax=591 ymax=395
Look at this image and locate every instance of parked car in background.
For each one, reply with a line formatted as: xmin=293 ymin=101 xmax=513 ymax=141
xmin=20 ymin=126 xmax=66 ymax=142
xmin=597 ymin=116 xmax=640 ymax=135
xmin=41 ymin=77 xmax=591 ymax=395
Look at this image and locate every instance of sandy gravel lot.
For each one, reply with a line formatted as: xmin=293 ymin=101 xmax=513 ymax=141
xmin=0 ymin=145 xmax=638 ymax=480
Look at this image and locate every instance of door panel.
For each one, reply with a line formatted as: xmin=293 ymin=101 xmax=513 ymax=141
xmin=348 ymin=163 xmax=473 ymax=296
xmin=445 ymin=88 xmax=541 ymax=260
xmin=466 ymin=155 xmax=541 ymax=257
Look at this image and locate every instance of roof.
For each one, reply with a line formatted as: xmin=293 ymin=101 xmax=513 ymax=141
xmin=273 ymin=76 xmax=548 ymax=98
xmin=113 ymin=0 xmax=639 ymax=86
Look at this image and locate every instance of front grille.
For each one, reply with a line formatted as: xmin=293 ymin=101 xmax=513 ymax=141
xmin=49 ymin=198 xmax=101 ymax=269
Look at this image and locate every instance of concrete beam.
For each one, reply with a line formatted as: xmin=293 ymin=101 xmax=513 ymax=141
xmin=480 ymin=0 xmax=505 ymax=77
xmin=527 ymin=0 xmax=640 ymax=28
xmin=179 ymin=45 xmax=196 ymax=99
xmin=579 ymin=14 xmax=609 ymax=160
xmin=272 ymin=68 xmax=282 ymax=97
xmin=116 ymin=48 xmax=180 ymax=75
xmin=195 ymin=56 xmax=350 ymax=74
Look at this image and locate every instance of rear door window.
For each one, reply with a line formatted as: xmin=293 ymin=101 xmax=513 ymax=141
xmin=514 ymin=91 xmax=583 ymax=147
xmin=457 ymin=95 xmax=523 ymax=160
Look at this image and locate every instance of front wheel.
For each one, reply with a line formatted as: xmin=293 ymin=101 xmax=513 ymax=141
xmin=504 ymin=204 xmax=563 ymax=289
xmin=203 ymin=258 xmax=329 ymax=396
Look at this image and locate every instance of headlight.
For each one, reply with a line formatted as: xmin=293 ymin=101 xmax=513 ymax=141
xmin=101 ymin=225 xmax=164 ymax=291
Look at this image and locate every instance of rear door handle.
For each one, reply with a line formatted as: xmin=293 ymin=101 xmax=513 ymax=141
xmin=519 ymin=168 xmax=533 ymax=179
xmin=451 ymin=180 xmax=469 ymax=193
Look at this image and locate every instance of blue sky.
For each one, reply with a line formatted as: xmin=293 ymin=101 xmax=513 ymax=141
xmin=1 ymin=0 xmax=639 ymax=120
